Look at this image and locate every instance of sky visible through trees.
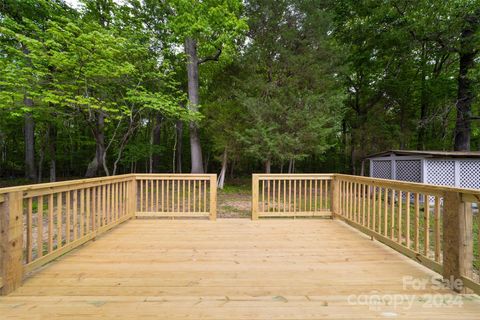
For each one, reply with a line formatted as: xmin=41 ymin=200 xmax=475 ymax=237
xmin=0 ymin=0 xmax=479 ymax=186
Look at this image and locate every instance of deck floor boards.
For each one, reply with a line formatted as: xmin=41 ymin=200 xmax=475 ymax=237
xmin=1 ymin=218 xmax=479 ymax=319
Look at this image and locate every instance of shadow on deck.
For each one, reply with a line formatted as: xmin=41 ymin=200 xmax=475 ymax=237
xmin=1 ymin=218 xmax=479 ymax=319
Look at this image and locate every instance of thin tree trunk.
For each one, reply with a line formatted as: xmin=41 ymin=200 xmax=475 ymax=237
xmin=288 ymin=158 xmax=293 ymax=173
xmin=265 ymin=158 xmax=271 ymax=174
xmin=48 ymin=124 xmax=56 ymax=182
xmin=229 ymin=158 xmax=235 ymax=178
xmin=203 ymin=151 xmax=210 ymax=173
xmin=175 ymin=120 xmax=183 ymax=173
xmin=85 ymin=112 xmax=106 ymax=177
xmin=24 ymin=102 xmax=36 ymax=180
xmin=185 ymin=37 xmax=204 ymax=173
xmin=454 ymin=9 xmax=479 ymax=151
xmin=217 ymin=148 xmax=227 ymax=189
xmin=417 ymin=45 xmax=428 ymax=150
xmin=151 ymin=114 xmax=163 ymax=173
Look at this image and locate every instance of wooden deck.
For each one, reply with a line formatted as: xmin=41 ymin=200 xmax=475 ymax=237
xmin=1 ymin=218 xmax=479 ymax=319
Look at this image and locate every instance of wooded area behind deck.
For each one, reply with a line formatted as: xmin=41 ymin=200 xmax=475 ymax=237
xmin=1 ymin=0 xmax=479 ymax=185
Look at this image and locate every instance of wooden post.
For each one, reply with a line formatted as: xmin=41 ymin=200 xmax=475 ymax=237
xmin=0 ymin=191 xmax=24 ymax=295
xmin=331 ymin=177 xmax=339 ymax=219
xmin=209 ymin=175 xmax=217 ymax=221
xmin=252 ymin=175 xmax=259 ymax=220
xmin=128 ymin=176 xmax=137 ymax=218
xmin=443 ymin=191 xmax=473 ymax=293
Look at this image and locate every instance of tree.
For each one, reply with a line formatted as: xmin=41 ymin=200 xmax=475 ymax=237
xmin=167 ymin=0 xmax=247 ymax=173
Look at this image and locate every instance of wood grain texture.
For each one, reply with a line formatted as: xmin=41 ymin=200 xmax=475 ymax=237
xmin=1 ymin=219 xmax=479 ymax=319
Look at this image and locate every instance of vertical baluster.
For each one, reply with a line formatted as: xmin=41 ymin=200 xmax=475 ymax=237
xmin=405 ymin=192 xmax=410 ymax=248
xmin=155 ymin=180 xmax=158 ymax=212
xmin=303 ymin=179 xmax=307 ymax=212
xmin=162 ymin=180 xmax=165 ymax=212
xmin=57 ymin=193 xmax=63 ymax=249
xmin=320 ymin=179 xmax=324 ymax=210
xmin=362 ymin=183 xmax=370 ymax=228
xmin=204 ymin=180 xmax=207 ymax=213
xmin=92 ymin=187 xmax=97 ymax=231
xmin=358 ymin=183 xmax=362 ymax=223
xmin=187 ymin=180 xmax=191 ymax=213
xmin=383 ymin=188 xmax=388 ymax=237
xmin=150 ymin=180 xmax=154 ymax=212
xmin=66 ymin=191 xmax=71 ymax=243
xmin=37 ymin=196 xmax=43 ymax=259
xmin=371 ymin=186 xmax=375 ymax=231
xmin=86 ymin=188 xmax=91 ymax=233
xmin=48 ymin=194 xmax=54 ymax=253
xmin=414 ymin=193 xmax=420 ymax=252
xmin=80 ymin=189 xmax=85 ymax=237
xmin=197 ymin=179 xmax=201 ymax=213
xmin=114 ymin=183 xmax=118 ymax=220
xmin=424 ymin=195 xmax=430 ymax=257
xmin=367 ymin=185 xmax=371 ymax=228
xmin=72 ymin=190 xmax=77 ymax=240
xmin=102 ymin=184 xmax=106 ymax=226
xmin=288 ymin=179 xmax=291 ymax=212
xmin=397 ymin=191 xmax=402 ymax=244
xmin=293 ymin=180 xmax=297 ymax=214
xmin=267 ymin=180 xmax=270 ymax=213
xmin=167 ymin=179 xmax=170 ymax=212
xmin=389 ymin=190 xmax=395 ymax=240
xmin=140 ymin=180 xmax=144 ymax=212
xmin=272 ymin=179 xmax=276 ymax=212
xmin=309 ymin=180 xmax=312 ymax=212
xmin=183 ymin=180 xmax=186 ymax=213
xmin=261 ymin=180 xmax=265 ymax=213
xmin=376 ymin=187 xmax=382 ymax=233
xmin=352 ymin=183 xmax=357 ymax=222
xmin=193 ymin=180 xmax=196 ymax=213
xmin=283 ymin=179 xmax=286 ymax=213
xmin=434 ymin=196 xmax=441 ymax=262
xmin=27 ymin=198 xmax=33 ymax=263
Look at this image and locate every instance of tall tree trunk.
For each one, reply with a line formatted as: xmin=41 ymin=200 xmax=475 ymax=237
xmin=454 ymin=10 xmax=479 ymax=151
xmin=217 ymin=148 xmax=227 ymax=189
xmin=175 ymin=120 xmax=183 ymax=173
xmin=48 ymin=123 xmax=56 ymax=182
xmin=417 ymin=45 xmax=428 ymax=150
xmin=151 ymin=114 xmax=163 ymax=173
xmin=229 ymin=158 xmax=235 ymax=178
xmin=185 ymin=37 xmax=204 ymax=173
xmin=265 ymin=158 xmax=271 ymax=173
xmin=85 ymin=112 xmax=106 ymax=177
xmin=24 ymin=101 xmax=36 ymax=180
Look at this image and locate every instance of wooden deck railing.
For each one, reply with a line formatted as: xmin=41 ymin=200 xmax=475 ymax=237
xmin=0 ymin=173 xmax=217 ymax=295
xmin=134 ymin=174 xmax=217 ymax=219
xmin=1 ymin=172 xmax=479 ymax=296
xmin=251 ymin=174 xmax=333 ymax=219
xmin=333 ymin=174 xmax=480 ymax=295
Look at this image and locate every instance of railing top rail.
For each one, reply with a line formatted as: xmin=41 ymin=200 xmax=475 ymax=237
xmin=0 ymin=173 xmax=135 ymax=195
xmin=254 ymin=173 xmax=334 ymax=179
xmin=333 ymin=173 xmax=480 ymax=202
xmin=134 ymin=174 xmax=216 ymax=179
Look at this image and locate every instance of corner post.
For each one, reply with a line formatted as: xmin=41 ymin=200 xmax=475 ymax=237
xmin=252 ymin=175 xmax=259 ymax=220
xmin=1 ymin=191 xmax=24 ymax=295
xmin=209 ymin=175 xmax=217 ymax=221
xmin=442 ymin=191 xmax=473 ymax=293
xmin=128 ymin=176 xmax=137 ymax=218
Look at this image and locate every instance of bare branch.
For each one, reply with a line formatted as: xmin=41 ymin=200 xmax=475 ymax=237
xmin=198 ymin=48 xmax=222 ymax=65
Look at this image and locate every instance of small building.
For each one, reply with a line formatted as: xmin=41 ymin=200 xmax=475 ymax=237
xmin=366 ymin=150 xmax=480 ymax=189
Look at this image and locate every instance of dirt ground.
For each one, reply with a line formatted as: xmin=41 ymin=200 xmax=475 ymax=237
xmin=217 ymin=179 xmax=252 ymax=219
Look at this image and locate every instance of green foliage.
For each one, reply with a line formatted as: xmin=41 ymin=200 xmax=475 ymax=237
xmin=0 ymin=0 xmax=479 ymax=181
